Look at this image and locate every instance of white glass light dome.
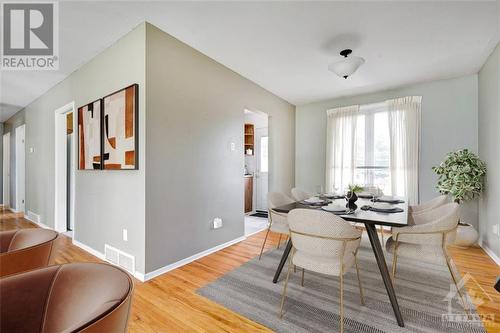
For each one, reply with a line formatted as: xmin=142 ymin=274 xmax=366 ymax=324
xmin=328 ymin=49 xmax=365 ymax=79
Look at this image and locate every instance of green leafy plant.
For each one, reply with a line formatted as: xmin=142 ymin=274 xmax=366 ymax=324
xmin=432 ymin=149 xmax=486 ymax=203
xmin=347 ymin=184 xmax=364 ymax=194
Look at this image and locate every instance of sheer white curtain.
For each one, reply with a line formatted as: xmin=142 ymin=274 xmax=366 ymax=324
xmin=387 ymin=96 xmax=421 ymax=205
xmin=325 ymin=105 xmax=359 ymax=193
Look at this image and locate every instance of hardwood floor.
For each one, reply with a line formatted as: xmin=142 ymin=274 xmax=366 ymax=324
xmin=1 ymin=207 xmax=499 ymax=332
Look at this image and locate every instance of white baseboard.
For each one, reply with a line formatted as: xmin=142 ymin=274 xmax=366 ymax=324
xmin=72 ymin=239 xmax=145 ymax=282
xmin=72 ymin=239 xmax=105 ymax=260
xmin=24 ymin=212 xmax=51 ymax=229
xmin=478 ymin=238 xmax=500 ymax=266
xmin=143 ymin=235 xmax=247 ymax=282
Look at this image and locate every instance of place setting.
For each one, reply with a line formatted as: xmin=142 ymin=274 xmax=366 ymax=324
xmin=361 ymin=201 xmax=404 ymax=213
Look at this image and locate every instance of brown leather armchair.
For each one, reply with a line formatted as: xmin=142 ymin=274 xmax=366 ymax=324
xmin=0 ymin=263 xmax=134 ymax=333
xmin=0 ymin=228 xmax=60 ymax=277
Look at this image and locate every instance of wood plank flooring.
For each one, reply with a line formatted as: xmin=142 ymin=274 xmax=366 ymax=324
xmin=1 ymin=207 xmax=498 ymax=332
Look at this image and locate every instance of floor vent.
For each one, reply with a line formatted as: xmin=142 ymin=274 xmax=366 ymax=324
xmin=104 ymin=244 xmax=135 ymax=274
xmin=27 ymin=211 xmax=41 ymax=224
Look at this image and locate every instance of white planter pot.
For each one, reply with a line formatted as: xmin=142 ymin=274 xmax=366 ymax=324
xmin=454 ymin=223 xmax=479 ymax=248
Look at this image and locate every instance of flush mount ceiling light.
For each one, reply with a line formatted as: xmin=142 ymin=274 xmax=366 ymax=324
xmin=328 ymin=49 xmax=365 ymax=79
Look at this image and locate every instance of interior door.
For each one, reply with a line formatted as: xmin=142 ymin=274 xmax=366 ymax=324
xmin=15 ymin=125 xmax=25 ymax=213
xmin=255 ymin=127 xmax=268 ymax=211
xmin=3 ymin=133 xmax=10 ymax=207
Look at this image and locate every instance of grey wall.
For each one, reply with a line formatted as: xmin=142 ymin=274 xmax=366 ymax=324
xmin=0 ymin=123 xmax=3 ymax=204
xmin=295 ymin=75 xmax=479 ymax=227
xmin=5 ymin=24 xmax=147 ymax=273
xmin=3 ymin=110 xmax=26 ymax=209
xmin=478 ymin=43 xmax=500 ymax=259
xmin=145 ymin=23 xmax=295 ymax=273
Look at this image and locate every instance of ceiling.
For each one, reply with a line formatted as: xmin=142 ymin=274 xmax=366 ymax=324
xmin=1 ymin=1 xmax=499 ymax=122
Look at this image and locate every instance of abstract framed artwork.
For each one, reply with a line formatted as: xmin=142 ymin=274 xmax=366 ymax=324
xmin=78 ymin=99 xmax=102 ymax=170
xmin=102 ymin=84 xmax=139 ymax=170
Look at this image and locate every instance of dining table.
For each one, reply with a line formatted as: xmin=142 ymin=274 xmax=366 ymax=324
xmin=271 ymin=196 xmax=408 ymax=327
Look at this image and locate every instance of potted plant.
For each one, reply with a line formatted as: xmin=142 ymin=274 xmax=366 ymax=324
xmin=432 ymin=149 xmax=486 ymax=247
xmin=346 ymin=184 xmax=364 ymax=210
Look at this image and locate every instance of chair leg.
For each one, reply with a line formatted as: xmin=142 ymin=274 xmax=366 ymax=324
xmin=354 ymin=255 xmax=365 ymax=305
xmin=443 ymin=249 xmax=472 ymax=319
xmin=379 ymin=226 xmax=385 ymax=244
xmin=391 ymin=243 xmax=399 ymax=282
xmin=277 ymin=234 xmax=283 ymax=249
xmin=258 ymin=227 xmax=271 ymax=260
xmin=301 ymin=268 xmax=305 ymax=287
xmin=340 ymin=271 xmax=344 ymax=333
xmin=279 ymin=250 xmax=294 ymax=318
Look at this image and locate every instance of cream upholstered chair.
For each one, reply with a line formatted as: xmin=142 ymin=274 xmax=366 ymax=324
xmin=258 ymin=192 xmax=295 ymax=259
xmin=291 ymin=187 xmax=312 ymax=202
xmin=280 ymin=209 xmax=364 ymax=333
xmin=386 ymin=202 xmax=470 ymax=317
xmin=409 ymin=195 xmax=448 ymax=220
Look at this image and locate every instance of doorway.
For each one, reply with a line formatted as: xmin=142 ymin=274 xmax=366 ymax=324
xmin=15 ymin=124 xmax=25 ymax=213
xmin=3 ymin=133 xmax=10 ymax=207
xmin=243 ymin=109 xmax=269 ymax=236
xmin=54 ymin=102 xmax=76 ymax=234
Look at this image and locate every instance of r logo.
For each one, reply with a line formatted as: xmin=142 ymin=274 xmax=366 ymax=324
xmin=3 ymin=3 xmax=54 ymax=56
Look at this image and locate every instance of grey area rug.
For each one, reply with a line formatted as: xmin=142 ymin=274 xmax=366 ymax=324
xmin=197 ymin=237 xmax=485 ymax=333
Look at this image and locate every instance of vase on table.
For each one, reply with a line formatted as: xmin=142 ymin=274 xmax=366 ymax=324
xmin=345 ymin=192 xmax=358 ymax=210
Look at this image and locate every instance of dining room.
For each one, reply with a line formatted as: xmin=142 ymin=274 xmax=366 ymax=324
xmin=198 ymin=72 xmax=500 ymax=332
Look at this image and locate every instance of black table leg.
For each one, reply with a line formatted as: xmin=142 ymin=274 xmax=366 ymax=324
xmin=273 ymin=239 xmax=293 ymax=283
xmin=365 ymin=223 xmax=405 ymax=327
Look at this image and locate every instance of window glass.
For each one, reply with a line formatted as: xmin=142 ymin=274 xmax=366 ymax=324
xmin=354 ymin=110 xmax=391 ymax=194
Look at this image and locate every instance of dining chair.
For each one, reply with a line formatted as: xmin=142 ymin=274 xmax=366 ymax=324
xmin=385 ymin=202 xmax=471 ymax=317
xmin=409 ymin=195 xmax=448 ymax=220
xmin=291 ymin=187 xmax=312 ymax=201
xmin=280 ymin=209 xmax=364 ymax=333
xmin=258 ymin=192 xmax=295 ymax=260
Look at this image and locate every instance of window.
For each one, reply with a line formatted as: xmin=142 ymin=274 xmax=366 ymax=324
xmin=326 ymin=96 xmax=421 ymax=204
xmin=260 ymin=136 xmax=268 ymax=173
xmin=354 ymin=104 xmax=391 ymax=194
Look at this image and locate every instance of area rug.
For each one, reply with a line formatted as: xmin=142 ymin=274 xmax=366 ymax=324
xmin=197 ymin=237 xmax=485 ymax=333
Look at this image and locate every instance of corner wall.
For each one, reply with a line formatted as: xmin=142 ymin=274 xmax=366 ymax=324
xmin=478 ymin=42 xmax=500 ymax=260
xmin=145 ymin=23 xmax=295 ymax=273
xmin=4 ymin=23 xmax=147 ymax=274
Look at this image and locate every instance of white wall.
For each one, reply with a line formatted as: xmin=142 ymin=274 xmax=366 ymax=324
xmin=478 ymin=43 xmax=500 ymax=259
xmin=5 ymin=24 xmax=147 ymax=274
xmin=295 ymin=75 xmax=479 ymax=227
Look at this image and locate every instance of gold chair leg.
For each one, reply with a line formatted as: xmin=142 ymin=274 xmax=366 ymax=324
xmin=443 ymin=249 xmax=472 ymax=319
xmin=354 ymin=255 xmax=365 ymax=305
xmin=279 ymin=250 xmax=294 ymax=318
xmin=340 ymin=270 xmax=344 ymax=333
xmin=258 ymin=227 xmax=271 ymax=260
xmin=301 ymin=268 xmax=305 ymax=287
xmin=277 ymin=234 xmax=282 ymax=249
xmin=391 ymin=242 xmax=399 ymax=282
xmin=380 ymin=226 xmax=385 ymax=244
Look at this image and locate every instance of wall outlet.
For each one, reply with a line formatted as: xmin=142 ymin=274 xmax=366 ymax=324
xmin=493 ymin=224 xmax=500 ymax=236
xmin=122 ymin=229 xmax=128 ymax=241
xmin=213 ymin=218 xmax=223 ymax=229
xmin=230 ymin=142 xmax=236 ymax=151
xmin=29 ymin=147 xmax=35 ymax=153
